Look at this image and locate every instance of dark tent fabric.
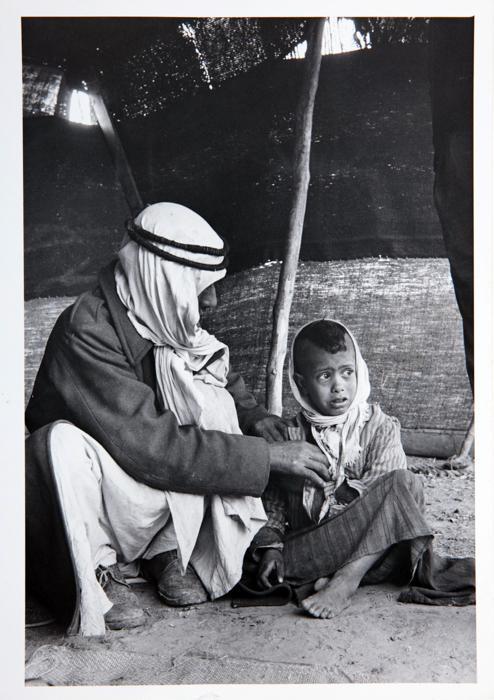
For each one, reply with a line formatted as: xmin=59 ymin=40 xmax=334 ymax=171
xmin=429 ymin=18 xmax=473 ymax=389
xmin=23 ymin=29 xmax=449 ymax=297
xmin=21 ymin=17 xmax=310 ymax=116
xmin=22 ymin=17 xmax=473 ymax=404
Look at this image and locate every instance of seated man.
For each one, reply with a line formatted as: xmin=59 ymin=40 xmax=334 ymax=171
xmin=251 ymin=319 xmax=475 ymax=618
xmin=25 ymin=202 xmax=330 ymax=636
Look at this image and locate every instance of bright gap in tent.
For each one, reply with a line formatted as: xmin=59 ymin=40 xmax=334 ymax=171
xmin=286 ymin=18 xmax=370 ymax=59
xmin=68 ymin=89 xmax=97 ymax=125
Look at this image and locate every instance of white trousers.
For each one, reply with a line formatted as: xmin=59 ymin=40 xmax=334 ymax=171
xmin=48 ymin=422 xmax=266 ymax=635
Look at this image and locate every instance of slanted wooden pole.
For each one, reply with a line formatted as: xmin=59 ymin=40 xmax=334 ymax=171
xmin=266 ymin=18 xmax=325 ymax=415
xmin=89 ymin=86 xmax=144 ymax=217
xmin=446 ymin=413 xmax=475 ymax=469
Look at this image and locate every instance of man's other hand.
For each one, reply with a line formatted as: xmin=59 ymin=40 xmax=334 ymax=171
xmin=257 ymin=548 xmax=285 ymax=588
xmin=251 ymin=414 xmax=290 ymax=442
xmin=268 ymin=441 xmax=330 ymax=489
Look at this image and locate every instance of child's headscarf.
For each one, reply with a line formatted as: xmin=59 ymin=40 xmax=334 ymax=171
xmin=288 ymin=319 xmax=371 ymax=521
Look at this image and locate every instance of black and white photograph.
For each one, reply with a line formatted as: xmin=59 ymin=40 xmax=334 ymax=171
xmin=2 ymin=1 xmax=494 ymax=696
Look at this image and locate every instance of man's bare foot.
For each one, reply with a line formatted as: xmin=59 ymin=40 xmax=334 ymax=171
xmin=301 ymin=574 xmax=356 ymax=619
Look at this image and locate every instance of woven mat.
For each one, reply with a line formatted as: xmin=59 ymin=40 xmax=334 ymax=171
xmin=25 ymin=259 xmax=472 ymax=431
xmin=25 ymin=644 xmax=331 ymax=685
xmin=205 ymin=259 xmax=472 ymax=431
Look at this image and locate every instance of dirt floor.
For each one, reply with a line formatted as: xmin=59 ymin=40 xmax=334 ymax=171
xmin=25 ymin=457 xmax=475 ymax=686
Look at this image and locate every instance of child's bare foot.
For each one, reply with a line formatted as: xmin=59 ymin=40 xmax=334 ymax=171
xmin=301 ymin=574 xmax=356 ymax=619
xmin=303 ymin=550 xmax=388 ymax=619
xmin=313 ymin=577 xmax=329 ymax=592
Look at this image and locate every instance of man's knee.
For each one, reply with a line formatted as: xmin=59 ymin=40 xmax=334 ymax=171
xmin=49 ymin=420 xmax=82 ymax=441
xmin=26 ymin=421 xmax=84 ymax=476
xmin=49 ymin=421 xmax=87 ymax=455
xmin=49 ymin=421 xmax=100 ymax=479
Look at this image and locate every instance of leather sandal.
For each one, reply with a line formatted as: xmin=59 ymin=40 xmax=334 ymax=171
xmin=141 ymin=550 xmax=208 ymax=607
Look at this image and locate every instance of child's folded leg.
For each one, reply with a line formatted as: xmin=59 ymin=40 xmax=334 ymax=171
xmin=283 ymin=469 xmax=432 ymax=589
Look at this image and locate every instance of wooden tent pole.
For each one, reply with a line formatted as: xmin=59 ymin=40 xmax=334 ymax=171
xmin=445 ymin=413 xmax=474 ymax=469
xmin=89 ymin=87 xmax=144 ymax=217
xmin=266 ymin=18 xmax=326 ymax=415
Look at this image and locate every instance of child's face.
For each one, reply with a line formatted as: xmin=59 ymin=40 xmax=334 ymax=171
xmin=294 ymin=336 xmax=357 ymax=416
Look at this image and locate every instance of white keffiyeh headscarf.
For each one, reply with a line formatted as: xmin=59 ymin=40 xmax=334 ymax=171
xmin=115 ymin=202 xmax=235 ymax=429
xmin=288 ymin=320 xmax=371 ymax=522
xmin=114 ymin=202 xmax=266 ymax=597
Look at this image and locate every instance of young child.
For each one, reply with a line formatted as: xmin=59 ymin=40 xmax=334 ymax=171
xmin=250 ymin=319 xmax=474 ymax=619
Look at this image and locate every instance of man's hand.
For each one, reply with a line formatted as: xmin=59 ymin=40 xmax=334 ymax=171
xmin=257 ymin=548 xmax=285 ymax=588
xmin=250 ymin=414 xmax=290 ymax=442
xmin=268 ymin=441 xmax=330 ymax=489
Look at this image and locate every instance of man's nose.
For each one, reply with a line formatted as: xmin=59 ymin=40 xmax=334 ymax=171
xmin=199 ymin=284 xmax=217 ymax=310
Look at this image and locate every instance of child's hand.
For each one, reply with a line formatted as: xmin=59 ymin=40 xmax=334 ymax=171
xmin=257 ymin=548 xmax=285 ymax=588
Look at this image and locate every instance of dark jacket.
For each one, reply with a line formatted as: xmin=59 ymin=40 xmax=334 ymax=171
xmin=25 ymin=262 xmax=271 ymax=629
xmin=26 ymin=262 xmax=271 ymax=496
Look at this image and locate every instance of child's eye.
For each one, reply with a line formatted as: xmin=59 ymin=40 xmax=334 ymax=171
xmin=320 ymin=372 xmax=330 ymax=380
xmin=342 ymin=369 xmax=354 ymax=377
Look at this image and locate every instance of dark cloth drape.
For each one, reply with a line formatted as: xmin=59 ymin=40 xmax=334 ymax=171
xmin=398 ymin=547 xmax=475 ymax=606
xmin=25 ymin=423 xmax=79 ymax=633
xmin=430 ymin=18 xmax=474 ymax=390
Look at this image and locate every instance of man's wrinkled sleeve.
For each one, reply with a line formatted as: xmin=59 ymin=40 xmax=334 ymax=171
xmin=26 ymin=298 xmax=270 ymax=497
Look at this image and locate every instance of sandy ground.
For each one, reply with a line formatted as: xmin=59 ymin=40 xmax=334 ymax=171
xmin=25 ymin=458 xmax=475 ymax=686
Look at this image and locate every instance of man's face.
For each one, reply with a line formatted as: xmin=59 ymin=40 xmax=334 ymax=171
xmin=294 ymin=336 xmax=357 ymax=416
xmin=198 ymin=284 xmax=217 ymax=314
